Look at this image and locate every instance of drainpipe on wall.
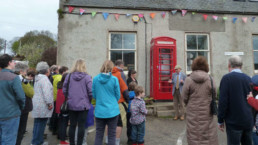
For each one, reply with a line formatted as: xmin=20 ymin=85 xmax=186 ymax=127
xmin=143 ymin=16 xmax=148 ymax=94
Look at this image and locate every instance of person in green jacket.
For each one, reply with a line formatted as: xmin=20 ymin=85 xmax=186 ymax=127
xmin=0 ymin=54 xmax=25 ymax=145
xmin=14 ymin=62 xmax=35 ymax=145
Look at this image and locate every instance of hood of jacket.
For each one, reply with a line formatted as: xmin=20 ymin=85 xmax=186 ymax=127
xmin=35 ymin=74 xmax=48 ymax=82
xmin=112 ymin=67 xmax=122 ymax=74
xmin=98 ymin=72 xmax=112 ymax=84
xmin=190 ymin=70 xmax=209 ymax=83
xmin=71 ymin=72 xmax=87 ymax=81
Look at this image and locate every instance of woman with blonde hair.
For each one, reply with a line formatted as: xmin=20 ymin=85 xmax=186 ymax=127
xmin=63 ymin=59 xmax=92 ymax=145
xmin=182 ymin=56 xmax=218 ymax=145
xmin=93 ymin=60 xmax=120 ymax=145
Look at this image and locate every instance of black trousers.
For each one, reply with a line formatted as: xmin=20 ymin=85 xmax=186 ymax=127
xmin=16 ymin=113 xmax=29 ymax=145
xmin=58 ymin=114 xmax=69 ymax=141
xmin=49 ymin=102 xmax=58 ymax=134
xmin=127 ymin=112 xmax=132 ymax=142
xmin=69 ymin=110 xmax=88 ymax=145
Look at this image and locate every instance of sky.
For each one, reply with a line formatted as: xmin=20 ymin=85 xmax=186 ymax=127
xmin=0 ymin=0 xmax=59 ymax=42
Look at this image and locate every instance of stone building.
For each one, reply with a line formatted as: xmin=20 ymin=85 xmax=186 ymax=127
xmin=57 ymin=0 xmax=258 ymax=97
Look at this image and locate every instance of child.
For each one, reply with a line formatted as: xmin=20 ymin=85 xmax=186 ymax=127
xmin=127 ymin=82 xmax=137 ymax=144
xmin=130 ymin=86 xmax=148 ymax=145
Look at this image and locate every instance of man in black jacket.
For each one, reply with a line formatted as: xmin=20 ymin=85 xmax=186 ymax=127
xmin=218 ymin=55 xmax=253 ymax=145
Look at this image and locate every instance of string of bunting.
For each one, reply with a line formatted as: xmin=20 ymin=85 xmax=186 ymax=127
xmin=67 ymin=6 xmax=257 ymax=23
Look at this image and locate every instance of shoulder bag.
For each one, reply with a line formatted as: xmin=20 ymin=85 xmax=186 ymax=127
xmin=60 ymin=74 xmax=71 ymax=114
xmin=209 ymin=75 xmax=218 ymax=115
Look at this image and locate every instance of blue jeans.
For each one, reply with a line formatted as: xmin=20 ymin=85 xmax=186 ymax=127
xmin=0 ymin=117 xmax=20 ymax=145
xmin=253 ymin=131 xmax=258 ymax=145
xmin=226 ymin=125 xmax=253 ymax=145
xmin=31 ymin=118 xmax=48 ymax=145
xmin=131 ymin=121 xmax=145 ymax=144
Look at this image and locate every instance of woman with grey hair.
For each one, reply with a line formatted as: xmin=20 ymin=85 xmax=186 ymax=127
xmin=14 ymin=62 xmax=34 ymax=145
xmin=31 ymin=61 xmax=54 ymax=145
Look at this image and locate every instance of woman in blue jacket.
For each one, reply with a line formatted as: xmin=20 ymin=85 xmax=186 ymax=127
xmin=93 ymin=60 xmax=120 ymax=145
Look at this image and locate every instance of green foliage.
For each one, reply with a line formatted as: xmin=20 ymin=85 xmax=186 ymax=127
xmin=12 ymin=41 xmax=20 ymax=54
xmin=57 ymin=8 xmax=64 ymax=19
xmin=18 ymin=43 xmax=44 ymax=67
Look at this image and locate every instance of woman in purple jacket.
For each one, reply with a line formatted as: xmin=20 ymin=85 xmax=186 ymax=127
xmin=63 ymin=59 xmax=92 ymax=145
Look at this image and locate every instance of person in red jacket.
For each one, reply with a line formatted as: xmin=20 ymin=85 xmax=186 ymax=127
xmin=56 ymin=73 xmax=69 ymax=145
xmin=111 ymin=59 xmax=129 ymax=145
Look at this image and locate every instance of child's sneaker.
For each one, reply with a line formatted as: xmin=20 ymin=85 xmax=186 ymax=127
xmin=60 ymin=141 xmax=69 ymax=144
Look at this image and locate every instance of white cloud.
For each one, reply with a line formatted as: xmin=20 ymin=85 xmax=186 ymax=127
xmin=0 ymin=0 xmax=59 ymax=41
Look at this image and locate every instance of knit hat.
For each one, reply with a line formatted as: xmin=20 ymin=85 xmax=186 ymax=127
xmin=252 ymin=75 xmax=258 ymax=86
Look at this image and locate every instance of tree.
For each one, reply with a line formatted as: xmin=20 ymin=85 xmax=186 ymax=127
xmin=18 ymin=43 xmax=44 ymax=67
xmin=11 ymin=41 xmax=20 ymax=54
xmin=41 ymin=47 xmax=57 ymax=66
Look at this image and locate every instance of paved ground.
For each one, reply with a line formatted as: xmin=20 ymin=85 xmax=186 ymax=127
xmin=22 ymin=114 xmax=227 ymax=145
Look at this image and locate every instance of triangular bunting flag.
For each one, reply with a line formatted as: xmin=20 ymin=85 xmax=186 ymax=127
xmin=181 ymin=10 xmax=187 ymax=16
xmin=68 ymin=6 xmax=74 ymax=13
xmin=233 ymin=17 xmax=238 ymax=24
xmin=150 ymin=13 xmax=156 ymax=19
xmin=138 ymin=14 xmax=144 ymax=18
xmin=126 ymin=14 xmax=131 ymax=17
xmin=161 ymin=12 xmax=166 ymax=18
xmin=192 ymin=12 xmax=196 ymax=15
xmin=252 ymin=17 xmax=256 ymax=22
xmin=114 ymin=14 xmax=120 ymax=21
xmin=212 ymin=15 xmax=218 ymax=21
xmin=102 ymin=12 xmax=109 ymax=20
xmin=79 ymin=8 xmax=85 ymax=15
xmin=92 ymin=12 xmax=96 ymax=17
xmin=242 ymin=17 xmax=247 ymax=23
xmin=223 ymin=17 xmax=228 ymax=20
xmin=171 ymin=10 xmax=177 ymax=15
xmin=203 ymin=14 xmax=208 ymax=21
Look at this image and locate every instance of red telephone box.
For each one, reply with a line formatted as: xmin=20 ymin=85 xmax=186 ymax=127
xmin=150 ymin=37 xmax=177 ymax=100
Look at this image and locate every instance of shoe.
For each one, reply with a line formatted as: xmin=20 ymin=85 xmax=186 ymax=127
xmin=173 ymin=116 xmax=178 ymax=120
xmin=60 ymin=141 xmax=69 ymax=144
xmin=180 ymin=116 xmax=184 ymax=121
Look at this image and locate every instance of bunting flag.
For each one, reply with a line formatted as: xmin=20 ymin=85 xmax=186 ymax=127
xmin=126 ymin=14 xmax=131 ymax=17
xmin=114 ymin=14 xmax=120 ymax=21
xmin=181 ymin=10 xmax=187 ymax=16
xmin=251 ymin=17 xmax=256 ymax=22
xmin=69 ymin=6 xmax=74 ymax=13
xmin=171 ymin=10 xmax=177 ymax=15
xmin=92 ymin=12 xmax=96 ymax=17
xmin=242 ymin=17 xmax=247 ymax=23
xmin=102 ymin=12 xmax=109 ymax=20
xmin=223 ymin=16 xmax=228 ymax=20
xmin=79 ymin=9 xmax=85 ymax=15
xmin=233 ymin=17 xmax=238 ymax=24
xmin=212 ymin=15 xmax=218 ymax=21
xmin=161 ymin=12 xmax=166 ymax=18
xmin=192 ymin=12 xmax=196 ymax=15
xmin=138 ymin=14 xmax=144 ymax=18
xmin=203 ymin=14 xmax=208 ymax=21
xmin=150 ymin=13 xmax=156 ymax=19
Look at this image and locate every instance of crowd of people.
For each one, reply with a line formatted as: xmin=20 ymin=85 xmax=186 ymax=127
xmin=1 ymin=53 xmax=258 ymax=145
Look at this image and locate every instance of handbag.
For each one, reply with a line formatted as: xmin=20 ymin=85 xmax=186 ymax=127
xmin=209 ymin=75 xmax=218 ymax=115
xmin=60 ymin=74 xmax=71 ymax=114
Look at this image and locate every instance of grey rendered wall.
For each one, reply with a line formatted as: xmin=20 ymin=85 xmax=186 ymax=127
xmin=57 ymin=7 xmax=258 ymax=95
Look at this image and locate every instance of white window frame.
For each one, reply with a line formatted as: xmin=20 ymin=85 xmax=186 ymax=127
xmin=185 ymin=33 xmax=210 ymax=74
xmin=253 ymin=35 xmax=258 ymax=73
xmin=108 ymin=32 xmax=137 ymax=73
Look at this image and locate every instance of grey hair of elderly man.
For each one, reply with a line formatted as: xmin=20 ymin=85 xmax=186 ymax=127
xmin=36 ymin=61 xmax=49 ymax=74
xmin=14 ymin=62 xmax=29 ymax=73
xmin=228 ymin=55 xmax=243 ymax=69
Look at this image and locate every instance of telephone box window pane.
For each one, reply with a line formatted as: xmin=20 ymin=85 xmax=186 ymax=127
xmin=111 ymin=34 xmax=122 ymax=49
xmin=111 ymin=51 xmax=122 ymax=62
xmin=253 ymin=36 xmax=258 ymax=50
xmin=254 ymin=52 xmax=258 ymax=70
xmin=198 ymin=35 xmax=208 ymax=50
xmin=123 ymin=34 xmax=135 ymax=49
xmin=159 ymin=48 xmax=171 ymax=53
xmin=123 ymin=50 xmax=135 ymax=70
xmin=187 ymin=51 xmax=197 ymax=71
xmin=187 ymin=35 xmax=197 ymax=50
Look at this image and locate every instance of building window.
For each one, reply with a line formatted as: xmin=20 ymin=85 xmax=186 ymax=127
xmin=109 ymin=32 xmax=136 ymax=71
xmin=185 ymin=34 xmax=210 ymax=72
xmin=253 ymin=35 xmax=258 ymax=73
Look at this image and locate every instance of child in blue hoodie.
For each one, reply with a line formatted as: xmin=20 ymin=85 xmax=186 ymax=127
xmin=127 ymin=82 xmax=137 ymax=144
